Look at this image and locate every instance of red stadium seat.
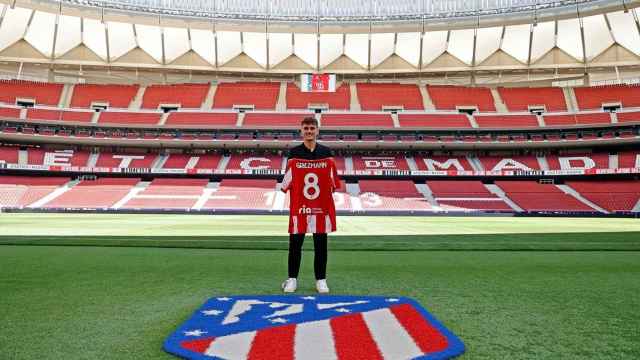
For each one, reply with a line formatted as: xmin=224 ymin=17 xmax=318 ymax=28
xmin=474 ymin=115 xmax=539 ymax=128
xmin=320 ymin=114 xmax=394 ymax=128
xmin=0 ymin=175 xmax=70 ymax=208
xmin=427 ymin=180 xmax=511 ymax=211
xmin=243 ymin=113 xmax=312 ymax=128
xmin=497 ymin=87 xmax=567 ymax=112
xmin=26 ymin=109 xmax=94 ymax=123
xmin=42 ymin=178 xmax=140 ymax=209
xmin=97 ymin=111 xmax=161 ymax=125
xmin=0 ymin=80 xmax=63 ymax=106
xmin=71 ymin=84 xmax=139 ymax=108
xmin=165 ymin=112 xmax=237 ymax=127
xmin=495 ymin=181 xmax=594 ymax=212
xmin=398 ymin=114 xmax=471 ymax=128
xmin=574 ymin=85 xmax=640 ymax=110
xmin=286 ymin=83 xmax=350 ymax=110
xmin=356 ymin=83 xmax=423 ymax=111
xmin=358 ymin=179 xmax=431 ymax=210
xmin=566 ymin=180 xmax=640 ymax=212
xmin=142 ymin=84 xmax=210 ymax=109
xmin=213 ymin=82 xmax=280 ymax=110
xmin=427 ymin=85 xmax=495 ymax=111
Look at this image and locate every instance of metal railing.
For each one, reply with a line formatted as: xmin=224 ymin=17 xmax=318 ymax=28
xmin=62 ymin=0 xmax=601 ymax=21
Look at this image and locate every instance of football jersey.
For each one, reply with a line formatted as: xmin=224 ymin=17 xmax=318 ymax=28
xmin=281 ymin=158 xmax=341 ymax=234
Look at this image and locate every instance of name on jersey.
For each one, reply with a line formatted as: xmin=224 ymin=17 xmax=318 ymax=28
xmin=296 ymin=161 xmax=328 ymax=169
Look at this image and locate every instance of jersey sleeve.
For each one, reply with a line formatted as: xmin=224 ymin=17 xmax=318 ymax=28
xmin=329 ymin=157 xmax=342 ymax=192
xmin=281 ymin=158 xmax=294 ymax=193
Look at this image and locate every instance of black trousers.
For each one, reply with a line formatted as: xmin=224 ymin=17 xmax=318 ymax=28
xmin=288 ymin=233 xmax=327 ymax=280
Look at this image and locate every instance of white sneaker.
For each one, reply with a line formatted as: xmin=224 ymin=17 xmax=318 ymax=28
xmin=282 ymin=278 xmax=297 ymax=293
xmin=316 ymin=279 xmax=330 ymax=294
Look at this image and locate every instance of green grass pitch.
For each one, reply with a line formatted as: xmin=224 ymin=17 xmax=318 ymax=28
xmin=1 ymin=214 xmax=639 ymax=359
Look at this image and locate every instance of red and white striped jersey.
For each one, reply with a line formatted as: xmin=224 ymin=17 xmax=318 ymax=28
xmin=281 ymin=158 xmax=341 ymax=234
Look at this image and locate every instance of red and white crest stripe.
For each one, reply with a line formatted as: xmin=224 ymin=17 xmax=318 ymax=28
xmin=181 ymin=303 xmax=448 ymax=359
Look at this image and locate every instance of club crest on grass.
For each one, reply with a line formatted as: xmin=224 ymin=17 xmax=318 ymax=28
xmin=164 ymin=295 xmax=464 ymax=359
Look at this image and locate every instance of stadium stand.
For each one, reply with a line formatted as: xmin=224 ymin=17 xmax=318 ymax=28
xmin=474 ymin=115 xmax=539 ymax=128
xmin=162 ymin=153 xmax=222 ymax=169
xmin=497 ymin=87 xmax=567 ymax=112
xmin=27 ymin=149 xmax=89 ymax=167
xmin=70 ymin=84 xmax=139 ymax=108
xmin=573 ymin=85 xmax=640 ymax=110
xmin=0 ymin=146 xmax=20 ymax=164
xmin=243 ymin=113 xmax=311 ymax=128
xmin=225 ymin=154 xmax=283 ymax=171
xmin=618 ymin=151 xmax=640 ymax=169
xmin=142 ymin=84 xmax=210 ymax=109
xmin=413 ymin=156 xmax=474 ymax=171
xmin=286 ymin=83 xmax=350 ymax=110
xmin=97 ymin=111 xmax=162 ymax=125
xmin=213 ymin=82 xmax=280 ymax=110
xmin=543 ymin=113 xmax=612 ymax=126
xmin=352 ymin=155 xmax=410 ymax=171
xmin=616 ymin=111 xmax=640 ymax=124
xmin=478 ymin=155 xmax=540 ymax=171
xmin=427 ymin=85 xmax=495 ymax=111
xmin=427 ymin=180 xmax=512 ymax=211
xmin=545 ymin=153 xmax=609 ymax=170
xmin=495 ymin=181 xmax=594 ymax=212
xmin=42 ymin=178 xmax=140 ymax=208
xmin=397 ymin=114 xmax=471 ymax=128
xmin=0 ymin=176 xmax=70 ymax=208
xmin=320 ymin=113 xmax=394 ymax=128
xmin=122 ymin=178 xmax=209 ymax=209
xmin=164 ymin=112 xmax=237 ymax=127
xmin=0 ymin=80 xmax=63 ymax=106
xmin=358 ymin=179 xmax=431 ymax=210
xmin=202 ymin=179 xmax=277 ymax=210
xmin=26 ymin=109 xmax=94 ymax=123
xmin=566 ymin=180 xmax=640 ymax=212
xmin=94 ymin=153 xmax=157 ymax=168
xmin=0 ymin=106 xmax=22 ymax=118
xmin=356 ymin=83 xmax=424 ymax=111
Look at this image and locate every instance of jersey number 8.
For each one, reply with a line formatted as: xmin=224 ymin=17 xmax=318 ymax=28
xmin=303 ymin=173 xmax=320 ymax=200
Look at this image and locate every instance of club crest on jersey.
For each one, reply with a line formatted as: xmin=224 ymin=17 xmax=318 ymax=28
xmin=164 ymin=295 xmax=465 ymax=360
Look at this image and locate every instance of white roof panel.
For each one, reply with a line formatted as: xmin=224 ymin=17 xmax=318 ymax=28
xmin=448 ymin=28 xmax=475 ymax=65
xmin=55 ymin=15 xmax=82 ymax=57
xmin=395 ymin=32 xmax=420 ymax=67
xmin=607 ymin=10 xmax=640 ymax=56
xmin=190 ymin=28 xmax=215 ymax=65
xmin=24 ymin=11 xmax=55 ymax=57
xmin=530 ymin=21 xmax=555 ymax=62
xmin=422 ymin=30 xmax=448 ymax=65
xmin=345 ymin=33 xmax=368 ymax=68
xmin=269 ymin=32 xmax=293 ymax=67
xmin=0 ymin=7 xmax=32 ymax=52
xmin=319 ymin=33 xmax=342 ymax=67
xmin=475 ymin=26 xmax=502 ymax=64
xmin=217 ymin=31 xmax=242 ymax=64
xmin=370 ymin=33 xmax=394 ymax=67
xmin=294 ymin=33 xmax=317 ymax=68
xmin=501 ymin=23 xmax=531 ymax=64
xmin=243 ymin=32 xmax=267 ymax=67
xmin=163 ymin=27 xmax=190 ymax=63
xmin=108 ymin=22 xmax=136 ymax=60
xmin=582 ymin=15 xmax=613 ymax=60
xmin=83 ymin=18 xmax=108 ymax=60
xmin=557 ymin=18 xmax=583 ymax=61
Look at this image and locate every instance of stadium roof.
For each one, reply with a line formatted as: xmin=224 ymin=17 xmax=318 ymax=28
xmin=0 ymin=0 xmax=639 ymax=79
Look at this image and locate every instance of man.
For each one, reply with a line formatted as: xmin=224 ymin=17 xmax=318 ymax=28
xmin=280 ymin=116 xmax=339 ymax=294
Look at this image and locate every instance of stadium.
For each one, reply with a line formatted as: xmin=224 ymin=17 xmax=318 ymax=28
xmin=1 ymin=0 xmax=639 ymax=359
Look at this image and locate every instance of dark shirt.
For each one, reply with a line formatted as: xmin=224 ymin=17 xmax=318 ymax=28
xmin=288 ymin=142 xmax=333 ymax=160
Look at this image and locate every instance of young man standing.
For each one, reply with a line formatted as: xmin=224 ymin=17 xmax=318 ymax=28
xmin=280 ymin=116 xmax=339 ymax=294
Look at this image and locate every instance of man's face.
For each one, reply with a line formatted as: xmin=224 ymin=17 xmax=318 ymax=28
xmin=301 ymin=123 xmax=318 ymax=141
